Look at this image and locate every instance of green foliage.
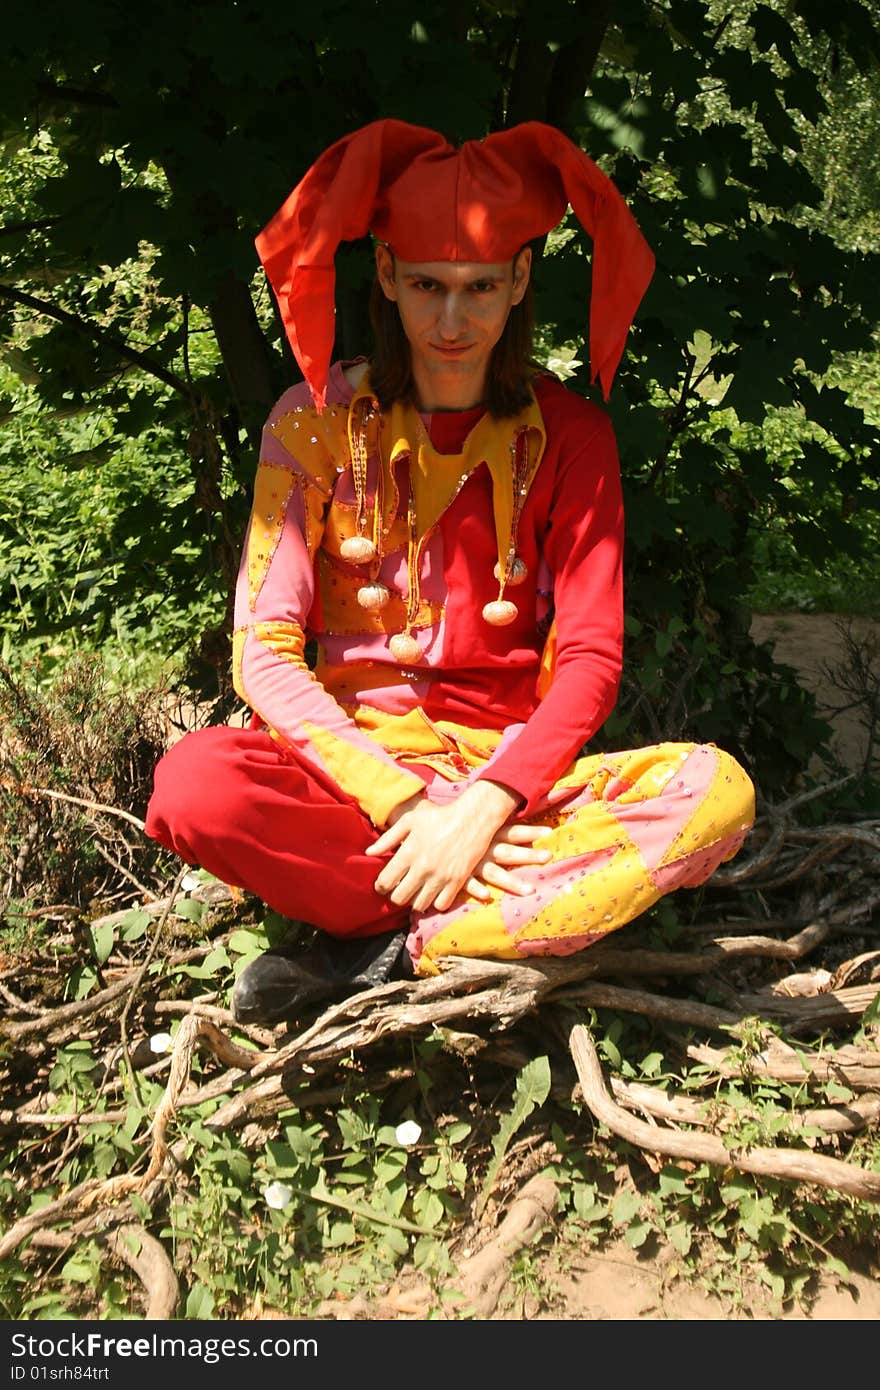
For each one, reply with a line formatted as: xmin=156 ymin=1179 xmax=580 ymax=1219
xmin=148 ymin=1088 xmax=469 ymax=1316
xmin=0 ymin=364 xmax=229 ymax=686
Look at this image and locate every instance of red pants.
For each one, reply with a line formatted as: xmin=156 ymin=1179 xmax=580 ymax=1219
xmin=145 ymin=726 xmax=412 ymax=938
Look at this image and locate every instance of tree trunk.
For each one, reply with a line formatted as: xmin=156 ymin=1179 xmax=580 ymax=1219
xmin=208 ymin=269 xmax=278 ymax=440
xmin=507 ymin=0 xmax=615 ymax=131
xmin=549 ymin=0 xmax=616 ymax=133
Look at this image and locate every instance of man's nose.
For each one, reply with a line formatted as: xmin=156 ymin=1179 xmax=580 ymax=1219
xmin=437 ymin=293 xmax=466 ymax=339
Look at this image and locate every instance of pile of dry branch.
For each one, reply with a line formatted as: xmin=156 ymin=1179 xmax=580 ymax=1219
xmin=1 ymin=774 xmax=879 ymax=1317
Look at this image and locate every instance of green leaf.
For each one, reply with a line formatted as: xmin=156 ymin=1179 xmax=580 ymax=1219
xmin=720 ymin=1177 xmax=754 ymax=1207
xmin=185 ymin=1283 xmax=215 ymax=1319
xmin=118 ymin=909 xmax=151 ymax=943
xmin=442 ymin=1122 xmax=472 ymax=1144
xmin=70 ymin=965 xmax=98 ymax=1001
xmin=284 ymin=1122 xmax=324 ymax=1165
xmin=824 ymin=1080 xmax=855 ymax=1102
xmin=378 ymin=1226 xmax=410 ymax=1258
xmin=61 ymin=1257 xmax=96 ymax=1284
xmin=639 ymin=1052 xmax=664 ymax=1078
xmin=625 ymin=1220 xmax=651 ymax=1249
xmin=90 ymin=921 xmax=115 ymax=965
xmin=376 ymin=1156 xmax=407 ymax=1184
xmin=761 ymin=1269 xmax=786 ymax=1302
xmin=264 ymin=1140 xmax=297 ymax=1174
xmin=739 ymin=1194 xmax=778 ymax=1240
xmin=859 ymin=992 xmax=880 ymax=1028
xmin=752 ymin=6 xmax=797 ymax=65
xmin=228 ymin=928 xmax=268 ymax=956
xmin=667 ymin=1222 xmax=693 ymax=1256
xmin=611 ymin=1191 xmax=641 ymax=1227
xmin=572 ymin=1184 xmax=607 ymax=1224
xmin=324 ymin=1220 xmax=356 ymax=1248
xmin=412 ymin=1190 xmax=445 ymax=1229
xmin=658 ymin=1167 xmax=691 ymax=1197
xmin=173 ymin=898 xmax=206 ymax=925
xmin=378 ymin=1176 xmax=409 ymax=1218
xmin=128 ymin=1193 xmax=152 ymax=1223
xmin=199 ymin=946 xmax=231 ymax=975
xmin=477 ymin=1056 xmax=551 ymax=1214
xmin=121 ymin=1231 xmax=142 ymax=1258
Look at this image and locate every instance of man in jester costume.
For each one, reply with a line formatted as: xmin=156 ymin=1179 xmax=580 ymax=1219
xmin=146 ymin=119 xmax=755 ymax=1024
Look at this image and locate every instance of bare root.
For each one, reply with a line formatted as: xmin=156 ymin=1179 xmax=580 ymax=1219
xmin=569 ymin=1023 xmax=880 ymax=1203
xmin=102 ymin=1225 xmax=180 ymax=1320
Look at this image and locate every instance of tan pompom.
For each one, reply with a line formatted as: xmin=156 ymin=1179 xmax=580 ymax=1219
xmin=493 ymin=556 xmax=528 ymax=586
xmin=340 ymin=535 xmax=377 ymax=563
xmin=389 ymin=632 xmax=422 ymax=664
xmin=357 ymin=582 xmax=391 ymax=611
xmin=482 ymin=599 xmax=518 ymax=626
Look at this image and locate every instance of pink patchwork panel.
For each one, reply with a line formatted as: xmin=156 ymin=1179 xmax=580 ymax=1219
xmin=321 ymin=620 xmax=445 ymax=666
xmin=648 ymin=828 xmax=749 ymax=895
xmin=608 ymin=745 xmax=718 ymax=872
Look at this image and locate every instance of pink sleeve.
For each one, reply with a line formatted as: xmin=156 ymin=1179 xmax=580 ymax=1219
xmin=233 ymin=414 xmax=425 ymax=829
xmin=475 ymin=410 xmax=623 ymax=815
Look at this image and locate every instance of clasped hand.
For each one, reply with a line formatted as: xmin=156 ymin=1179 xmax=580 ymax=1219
xmin=365 ymin=782 xmax=551 ymax=914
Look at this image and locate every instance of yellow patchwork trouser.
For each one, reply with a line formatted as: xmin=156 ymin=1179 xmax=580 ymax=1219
xmin=406 ymin=741 xmax=755 ymax=974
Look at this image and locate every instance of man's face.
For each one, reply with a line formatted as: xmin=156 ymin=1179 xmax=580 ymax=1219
xmin=375 ymin=245 xmax=531 ymax=409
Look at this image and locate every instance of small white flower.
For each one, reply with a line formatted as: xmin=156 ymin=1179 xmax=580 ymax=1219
xmin=180 ymin=871 xmax=201 ymax=893
xmin=263 ymin=1181 xmax=293 ymax=1210
xmin=149 ymin=1032 xmax=172 ymax=1054
xmin=395 ymin=1120 xmax=422 ymax=1147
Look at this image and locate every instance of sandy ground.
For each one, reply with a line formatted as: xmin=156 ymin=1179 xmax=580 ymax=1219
xmin=516 ymin=1238 xmax=880 ymax=1321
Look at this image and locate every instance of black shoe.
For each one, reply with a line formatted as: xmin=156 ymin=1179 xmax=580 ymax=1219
xmin=230 ymin=928 xmax=409 ymax=1025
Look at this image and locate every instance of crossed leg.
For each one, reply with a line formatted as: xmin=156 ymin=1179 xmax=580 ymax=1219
xmin=146 ymin=729 xmax=755 ymax=976
xmin=406 ymin=742 xmax=755 ymax=973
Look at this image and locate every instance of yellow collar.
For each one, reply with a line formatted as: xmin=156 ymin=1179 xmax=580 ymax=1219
xmin=348 ymin=374 xmax=547 ymax=570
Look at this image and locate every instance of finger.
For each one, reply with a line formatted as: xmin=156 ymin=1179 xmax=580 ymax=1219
xmin=464 ymin=876 xmax=492 ymax=903
xmin=432 ymin=878 xmax=474 ymax=912
xmin=499 ymin=823 xmax=552 ymax=846
xmin=491 ymin=842 xmax=552 ymax=867
xmin=388 ymin=870 xmax=428 ymax=908
xmin=373 ymin=847 xmax=413 ymax=895
xmin=479 ymin=860 xmax=535 ymax=896
xmin=366 ymin=820 xmax=411 ymax=858
xmin=413 ymin=881 xmax=446 ymax=913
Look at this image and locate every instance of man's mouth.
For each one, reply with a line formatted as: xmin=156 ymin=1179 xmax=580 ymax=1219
xmin=430 ymin=343 xmax=473 ymax=357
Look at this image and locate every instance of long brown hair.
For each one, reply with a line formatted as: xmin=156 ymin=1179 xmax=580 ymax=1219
xmin=368 ymin=257 xmax=537 ymax=418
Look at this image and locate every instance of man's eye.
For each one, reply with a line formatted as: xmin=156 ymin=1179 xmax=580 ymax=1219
xmin=415 ymin=280 xmax=438 ymax=292
xmin=472 ymin=281 xmax=498 ymax=293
